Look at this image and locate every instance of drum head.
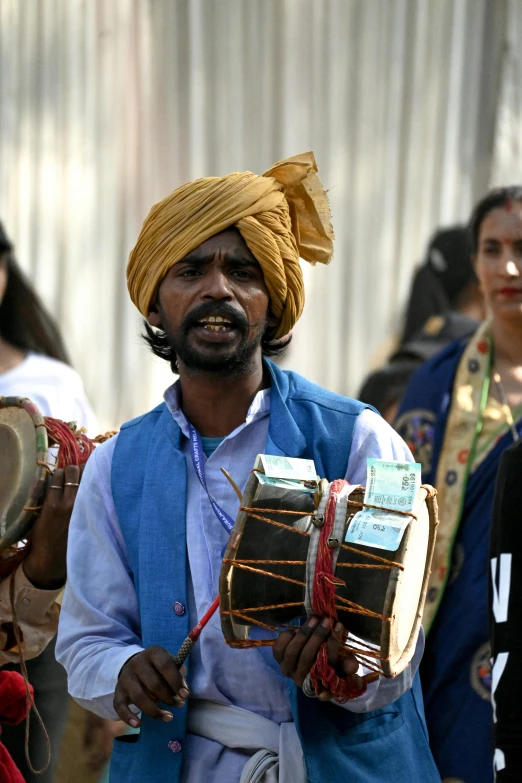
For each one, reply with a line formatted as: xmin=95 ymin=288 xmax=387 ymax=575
xmin=0 ymin=397 xmax=48 ymax=551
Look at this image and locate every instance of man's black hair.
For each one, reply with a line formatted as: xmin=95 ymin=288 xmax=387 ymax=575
xmin=469 ymin=186 xmax=522 ymax=254
xmin=142 ymin=321 xmax=291 ymax=374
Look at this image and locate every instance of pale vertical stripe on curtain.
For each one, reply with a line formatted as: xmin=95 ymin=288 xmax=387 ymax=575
xmin=0 ymin=0 xmax=512 ymax=429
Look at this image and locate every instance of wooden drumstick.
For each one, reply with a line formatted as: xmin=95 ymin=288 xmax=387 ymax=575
xmin=173 ymin=596 xmax=220 ymax=667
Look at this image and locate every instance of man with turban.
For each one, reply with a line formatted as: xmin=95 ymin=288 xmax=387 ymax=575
xmin=57 ymin=153 xmax=439 ymax=782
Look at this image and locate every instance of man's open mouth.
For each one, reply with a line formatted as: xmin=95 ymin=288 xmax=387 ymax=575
xmin=196 ymin=315 xmax=237 ymax=332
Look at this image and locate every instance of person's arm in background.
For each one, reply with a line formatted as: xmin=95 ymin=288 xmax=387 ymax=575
xmin=0 ymin=465 xmax=81 ymax=665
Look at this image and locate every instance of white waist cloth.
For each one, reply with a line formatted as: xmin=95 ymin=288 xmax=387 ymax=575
xmin=186 ymin=700 xmax=307 ymax=783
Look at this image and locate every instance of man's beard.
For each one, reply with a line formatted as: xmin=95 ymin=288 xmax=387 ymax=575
xmin=163 ymin=302 xmax=268 ymax=375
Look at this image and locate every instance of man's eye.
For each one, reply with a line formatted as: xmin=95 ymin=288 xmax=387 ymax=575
xmin=232 ymin=269 xmax=253 ymax=279
xmin=179 ymin=268 xmax=201 ymax=277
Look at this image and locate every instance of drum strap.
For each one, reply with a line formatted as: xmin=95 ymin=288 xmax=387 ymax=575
xmin=186 ymin=700 xmax=307 ymax=783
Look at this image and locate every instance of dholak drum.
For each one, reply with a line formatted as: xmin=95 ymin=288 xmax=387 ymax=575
xmin=220 ymin=469 xmax=438 ymax=678
xmin=0 ymin=397 xmax=50 ymax=554
xmin=0 ymin=396 xmax=114 ymax=565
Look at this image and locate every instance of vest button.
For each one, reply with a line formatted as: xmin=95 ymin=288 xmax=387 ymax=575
xmin=173 ymin=601 xmax=186 ymax=616
xmin=168 ymin=739 xmax=182 ymax=753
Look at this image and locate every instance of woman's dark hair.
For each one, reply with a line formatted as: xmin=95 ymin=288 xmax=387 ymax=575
xmin=142 ymin=321 xmax=291 ymax=374
xmin=400 ymin=225 xmax=476 ymax=344
xmin=0 ymin=223 xmax=70 ymax=363
xmin=469 ymin=186 xmax=522 ymax=254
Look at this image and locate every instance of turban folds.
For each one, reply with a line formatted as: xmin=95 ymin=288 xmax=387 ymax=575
xmin=127 ymin=152 xmax=334 ymax=339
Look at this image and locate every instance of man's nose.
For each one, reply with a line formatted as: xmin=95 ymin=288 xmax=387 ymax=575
xmin=200 ymin=267 xmax=233 ymax=300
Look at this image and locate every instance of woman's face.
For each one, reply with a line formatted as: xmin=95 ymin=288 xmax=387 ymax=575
xmin=474 ymin=202 xmax=522 ymax=323
xmin=0 ymin=255 xmax=8 ymax=307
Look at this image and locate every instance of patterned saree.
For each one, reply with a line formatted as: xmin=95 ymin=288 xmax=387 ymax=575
xmin=396 ymin=321 xmax=522 ymax=783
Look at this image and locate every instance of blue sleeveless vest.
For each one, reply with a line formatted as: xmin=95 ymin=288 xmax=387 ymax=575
xmin=109 ymin=360 xmax=440 ymax=782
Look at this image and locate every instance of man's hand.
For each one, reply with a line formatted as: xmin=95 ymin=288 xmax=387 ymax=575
xmin=114 ymin=647 xmax=189 ymax=728
xmin=22 ymin=465 xmax=82 ymax=590
xmin=272 ymin=615 xmax=363 ymax=700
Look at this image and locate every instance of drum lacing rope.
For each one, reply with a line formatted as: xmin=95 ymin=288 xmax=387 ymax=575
xmin=307 ymin=479 xmax=368 ymax=699
xmin=222 ymin=495 xmax=403 ymax=681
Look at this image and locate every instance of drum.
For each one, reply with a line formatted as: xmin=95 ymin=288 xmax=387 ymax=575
xmin=220 ymin=469 xmax=438 ymax=678
xmin=0 ymin=396 xmax=113 ymax=561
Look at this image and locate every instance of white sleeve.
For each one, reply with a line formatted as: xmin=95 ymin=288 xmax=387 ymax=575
xmin=55 ymin=437 xmax=144 ymax=719
xmin=346 ymin=408 xmax=414 ymax=484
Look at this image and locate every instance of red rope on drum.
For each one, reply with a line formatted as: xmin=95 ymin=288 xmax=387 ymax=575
xmin=309 ymin=479 xmax=367 ymax=701
xmin=44 ymin=418 xmax=96 ymax=467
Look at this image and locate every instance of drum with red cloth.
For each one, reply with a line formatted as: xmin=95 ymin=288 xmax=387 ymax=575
xmin=219 ymin=465 xmax=438 ymax=697
xmin=0 ymin=396 xmax=114 ymax=571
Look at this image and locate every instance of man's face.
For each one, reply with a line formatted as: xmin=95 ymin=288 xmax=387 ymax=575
xmin=148 ymin=228 xmax=274 ymax=374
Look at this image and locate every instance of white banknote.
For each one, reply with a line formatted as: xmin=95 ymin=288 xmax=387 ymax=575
xmin=259 ymin=454 xmax=318 ymax=482
xmin=345 ymin=460 xmax=421 ymax=551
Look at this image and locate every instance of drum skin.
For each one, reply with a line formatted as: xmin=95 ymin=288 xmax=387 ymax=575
xmin=220 ymin=474 xmax=438 ymax=677
xmin=0 ymin=397 xmax=49 ymax=552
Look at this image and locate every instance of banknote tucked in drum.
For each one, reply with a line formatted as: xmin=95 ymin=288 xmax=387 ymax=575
xmin=0 ymin=396 xmax=115 ymax=573
xmin=219 ymin=455 xmax=438 ymax=686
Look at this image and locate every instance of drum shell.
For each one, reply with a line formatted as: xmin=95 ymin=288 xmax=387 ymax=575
xmin=220 ymin=475 xmax=438 ymax=677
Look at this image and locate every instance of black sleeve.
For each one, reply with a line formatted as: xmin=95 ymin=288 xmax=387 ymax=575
xmin=490 ymin=440 xmax=522 ymax=781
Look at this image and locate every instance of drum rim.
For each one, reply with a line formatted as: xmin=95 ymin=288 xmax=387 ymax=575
xmin=0 ymin=396 xmax=48 ymax=552
xmin=379 ymin=488 xmax=438 ymax=676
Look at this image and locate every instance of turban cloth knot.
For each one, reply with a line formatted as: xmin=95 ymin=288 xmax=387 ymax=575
xmin=127 ymin=152 xmax=334 ymax=339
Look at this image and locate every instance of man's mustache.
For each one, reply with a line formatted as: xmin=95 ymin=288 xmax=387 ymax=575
xmin=182 ymin=303 xmax=251 ymax=333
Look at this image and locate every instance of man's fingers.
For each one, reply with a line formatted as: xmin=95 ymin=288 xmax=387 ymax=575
xmin=278 ymin=617 xmax=321 ymax=677
xmin=119 ymin=678 xmax=173 ymax=722
xmin=338 ymin=653 xmax=359 ymax=677
xmin=49 ymin=468 xmax=65 ymax=492
xmin=63 ymin=464 xmax=81 ymax=507
xmin=294 ymin=617 xmax=332 ymax=685
xmin=326 ymin=622 xmax=343 ymax=667
xmin=148 ymin=647 xmax=189 ymax=698
xmin=113 ymin=691 xmax=142 ymax=728
xmin=272 ymin=629 xmax=297 ymax=664
xmin=138 ymin=665 xmax=184 ymax=707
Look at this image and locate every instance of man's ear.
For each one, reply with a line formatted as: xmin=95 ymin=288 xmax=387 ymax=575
xmin=147 ymin=298 xmax=162 ymax=328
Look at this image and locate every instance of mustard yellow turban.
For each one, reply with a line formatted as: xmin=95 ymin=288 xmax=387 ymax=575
xmin=127 ymin=152 xmax=334 ymax=339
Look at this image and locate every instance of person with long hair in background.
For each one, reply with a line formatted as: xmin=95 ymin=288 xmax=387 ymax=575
xmin=395 ymin=187 xmax=522 ymax=783
xmin=0 ymin=222 xmax=98 ymax=782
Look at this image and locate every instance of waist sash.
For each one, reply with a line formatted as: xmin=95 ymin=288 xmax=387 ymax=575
xmin=186 ymin=700 xmax=307 ymax=783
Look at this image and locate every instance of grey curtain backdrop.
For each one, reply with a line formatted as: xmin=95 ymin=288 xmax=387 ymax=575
xmin=0 ymin=0 xmax=520 ymax=429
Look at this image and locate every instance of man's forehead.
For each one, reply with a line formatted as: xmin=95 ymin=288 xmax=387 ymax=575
xmin=183 ymin=227 xmax=257 ymax=262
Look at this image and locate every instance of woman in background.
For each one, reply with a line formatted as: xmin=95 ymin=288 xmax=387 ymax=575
xmin=0 ymin=221 xmax=97 ymax=782
xmin=396 ymin=187 xmax=522 ymax=783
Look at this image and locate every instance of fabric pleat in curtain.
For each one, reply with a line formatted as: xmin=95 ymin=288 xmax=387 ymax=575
xmin=0 ymin=0 xmax=516 ymax=429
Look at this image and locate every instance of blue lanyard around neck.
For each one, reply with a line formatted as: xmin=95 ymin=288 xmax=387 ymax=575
xmin=188 ymin=422 xmax=235 ymax=535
